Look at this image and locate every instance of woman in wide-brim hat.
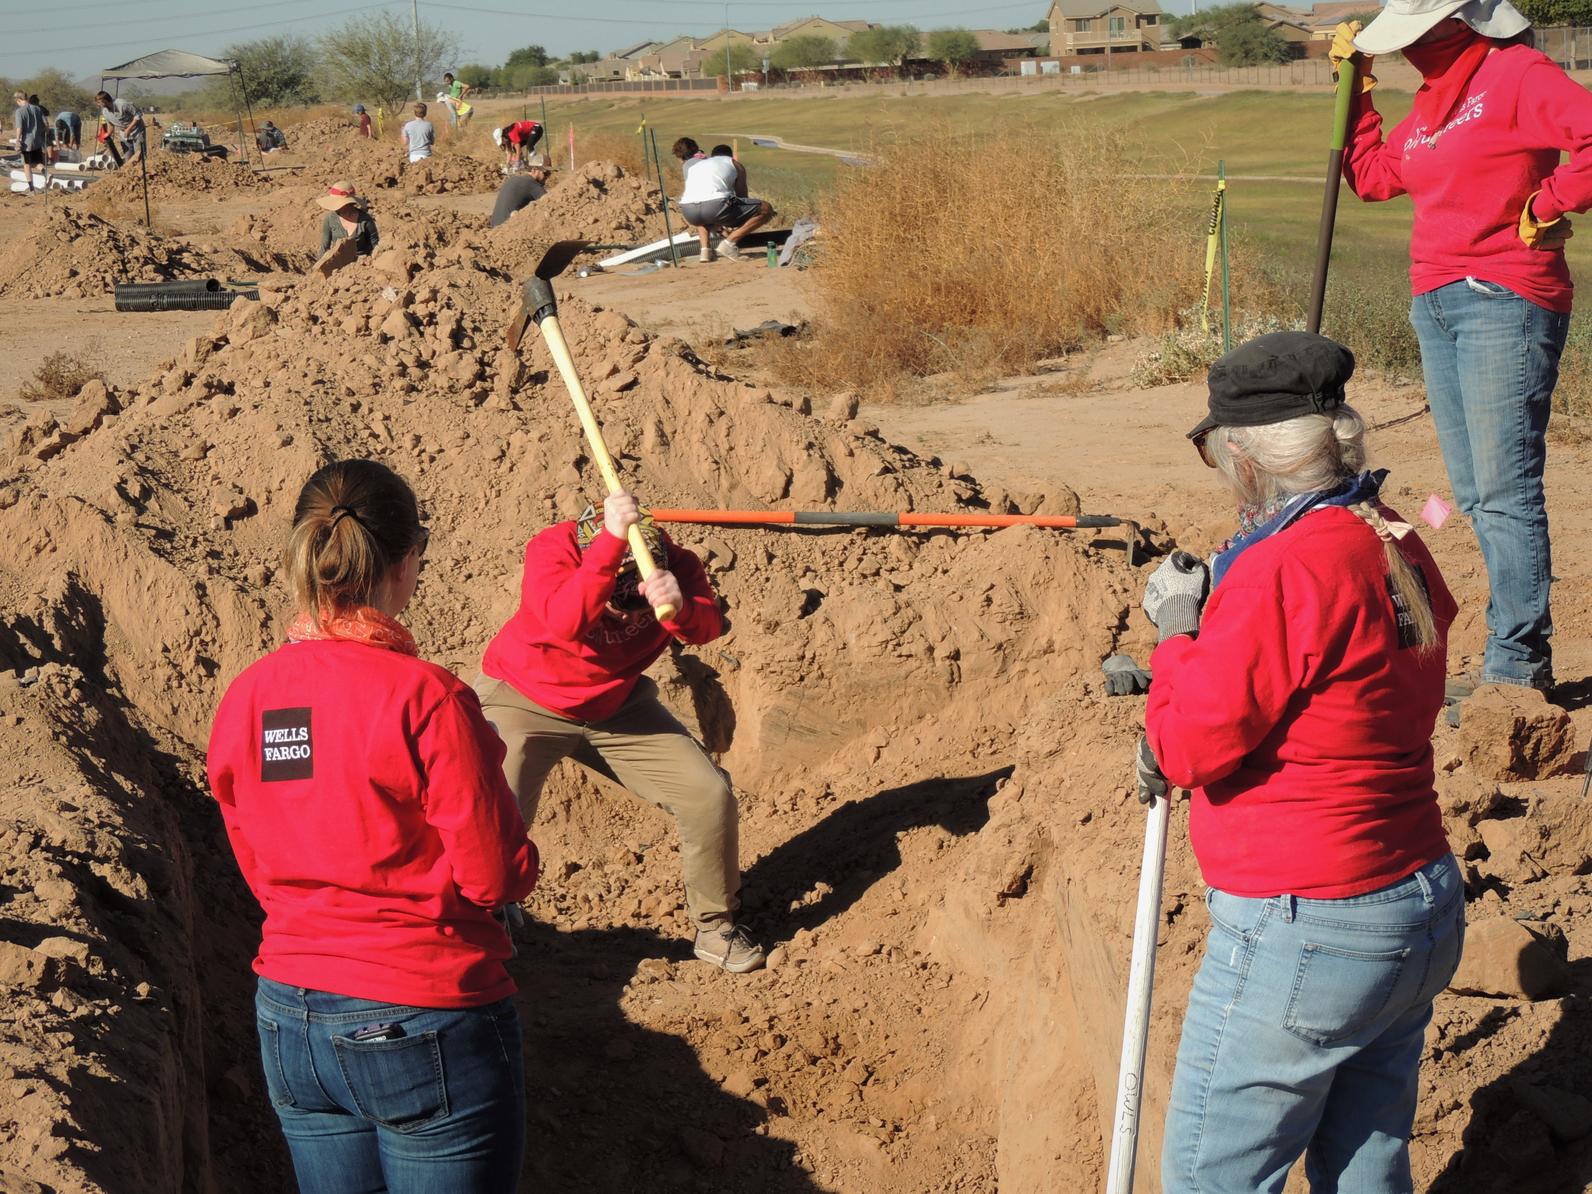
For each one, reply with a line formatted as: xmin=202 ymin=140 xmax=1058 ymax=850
xmin=315 ymin=179 xmax=380 ymax=259
xmin=1329 ymin=0 xmax=1592 ymax=699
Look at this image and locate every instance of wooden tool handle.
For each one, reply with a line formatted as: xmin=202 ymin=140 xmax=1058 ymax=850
xmin=536 ymin=312 xmax=677 ymax=621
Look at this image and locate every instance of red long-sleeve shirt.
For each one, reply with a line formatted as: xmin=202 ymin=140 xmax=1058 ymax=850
xmin=482 ymin=524 xmax=723 ymax=722
xmin=1342 ymin=45 xmax=1592 ymax=313
xmin=1147 ymin=507 xmax=1456 ymax=899
xmin=207 ymin=640 xmax=538 ymax=1007
xmin=504 ymin=120 xmax=542 ymax=147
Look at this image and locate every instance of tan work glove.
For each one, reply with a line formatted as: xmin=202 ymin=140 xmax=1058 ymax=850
xmin=1520 ymin=190 xmax=1574 ymax=250
xmin=1330 ymin=21 xmax=1378 ymax=93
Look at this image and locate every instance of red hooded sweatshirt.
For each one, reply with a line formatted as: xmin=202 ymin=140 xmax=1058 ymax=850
xmin=482 ymin=524 xmax=723 ymax=722
xmin=207 ymin=639 xmax=538 ymax=1007
xmin=1342 ymin=44 xmax=1592 ymax=313
xmin=1147 ymin=507 xmax=1456 ymax=899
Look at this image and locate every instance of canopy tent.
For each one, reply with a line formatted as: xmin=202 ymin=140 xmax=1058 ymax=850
xmin=101 ymin=47 xmax=259 ymax=161
xmin=98 ymin=48 xmax=260 ymax=225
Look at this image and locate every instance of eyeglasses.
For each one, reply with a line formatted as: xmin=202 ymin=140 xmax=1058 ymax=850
xmin=1191 ymin=429 xmax=1216 ymax=469
xmin=415 ymin=526 xmax=430 ymax=559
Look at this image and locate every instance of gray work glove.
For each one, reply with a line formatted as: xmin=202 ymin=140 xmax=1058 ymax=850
xmin=1135 ymin=734 xmax=1169 ymax=806
xmin=1102 ymin=653 xmax=1152 ymax=697
xmin=1143 ymin=551 xmax=1210 ymax=641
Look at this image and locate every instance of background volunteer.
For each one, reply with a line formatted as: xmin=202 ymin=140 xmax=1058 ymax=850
xmin=673 ymin=138 xmax=775 ymax=263
xmin=93 ymin=90 xmax=144 ymax=163
xmin=401 ymin=102 xmax=434 ymax=163
xmin=1140 ymin=333 xmax=1464 ymax=1192
xmin=474 ymin=492 xmax=765 ymax=974
xmin=488 ymin=165 xmax=551 ymax=228
xmin=494 ymin=119 xmax=543 ymax=169
xmin=11 ymin=91 xmax=46 ymax=192
xmin=207 ymin=459 xmax=537 ymax=1193
xmin=1334 ymin=0 xmax=1592 ymax=695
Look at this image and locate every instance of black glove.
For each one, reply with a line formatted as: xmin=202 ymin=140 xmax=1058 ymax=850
xmin=1102 ymin=653 xmax=1152 ymax=697
xmin=1135 ymin=734 xmax=1169 ymax=806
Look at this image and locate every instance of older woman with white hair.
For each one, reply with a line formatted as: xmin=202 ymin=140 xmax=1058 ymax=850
xmin=1138 ymin=332 xmax=1465 ymax=1192
xmin=1331 ymin=0 xmax=1592 ymax=697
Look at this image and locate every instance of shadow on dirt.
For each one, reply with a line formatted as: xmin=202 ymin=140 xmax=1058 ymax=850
xmin=745 ymin=766 xmax=1015 ymax=935
xmin=509 ymin=921 xmax=817 ymax=1193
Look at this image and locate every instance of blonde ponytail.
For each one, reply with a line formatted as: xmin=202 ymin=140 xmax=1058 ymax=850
xmin=284 ymin=460 xmax=423 ymax=627
xmin=1349 ymin=501 xmax=1438 ymax=653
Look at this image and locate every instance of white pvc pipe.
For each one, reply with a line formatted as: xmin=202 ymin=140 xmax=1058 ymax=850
xmin=1105 ymin=791 xmax=1171 ymax=1194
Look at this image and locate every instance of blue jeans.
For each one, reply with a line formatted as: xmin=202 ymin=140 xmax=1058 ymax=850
xmin=1410 ymin=278 xmax=1567 ymax=688
xmin=1162 ymin=854 xmax=1465 ymax=1193
xmin=255 ymin=977 xmax=525 ymax=1194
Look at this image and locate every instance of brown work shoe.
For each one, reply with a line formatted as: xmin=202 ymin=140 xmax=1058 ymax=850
xmin=693 ymin=923 xmax=765 ymax=973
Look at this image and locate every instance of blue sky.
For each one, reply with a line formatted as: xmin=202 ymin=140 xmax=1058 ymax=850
xmin=0 ymin=0 xmax=1202 ymax=80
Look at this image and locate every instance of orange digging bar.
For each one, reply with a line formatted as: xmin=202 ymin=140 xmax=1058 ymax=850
xmin=648 ymin=509 xmax=1121 ymax=530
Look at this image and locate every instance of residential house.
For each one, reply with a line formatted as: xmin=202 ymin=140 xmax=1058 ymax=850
xmin=570 ymin=56 xmax=630 ymax=82
xmin=634 ymin=35 xmax=705 ymax=78
xmin=761 ymin=16 xmax=874 ymax=50
xmin=968 ymin=29 xmax=1049 ymax=59
xmin=610 ymin=40 xmax=662 ymax=61
xmin=1047 ymin=0 xmax=1164 ymax=56
xmin=1307 ymin=1 xmax=1375 ymax=38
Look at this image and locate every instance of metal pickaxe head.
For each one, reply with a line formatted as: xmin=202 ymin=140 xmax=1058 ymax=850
xmin=506 ymin=239 xmax=588 ymax=353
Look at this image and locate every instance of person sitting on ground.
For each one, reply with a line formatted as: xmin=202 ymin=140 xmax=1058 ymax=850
xmin=474 ymin=493 xmax=766 ymax=974
xmin=256 ymin=120 xmax=286 ymax=152
xmin=401 ymin=102 xmax=434 ymax=164
xmin=1140 ymin=332 xmax=1463 ymax=1193
xmin=316 ymin=180 xmax=380 ymax=258
xmin=353 ymin=103 xmax=371 ymax=139
xmin=94 ymin=90 xmax=145 ymax=164
xmin=487 ymin=164 xmax=552 ymax=228
xmin=207 ymin=459 xmax=538 ymax=1193
xmin=493 ymin=119 xmax=543 ymax=170
xmin=674 ymin=137 xmax=774 ymax=263
xmin=11 ymin=92 xmax=46 ymax=193
xmin=54 ymin=109 xmax=81 ymax=150
xmin=710 ymin=143 xmax=748 ymax=198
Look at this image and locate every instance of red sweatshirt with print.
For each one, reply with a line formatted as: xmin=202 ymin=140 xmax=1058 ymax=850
xmin=482 ymin=524 xmax=723 ymax=722
xmin=207 ymin=640 xmax=538 ymax=1007
xmin=1341 ymin=44 xmax=1592 ymax=312
xmin=1147 ymin=507 xmax=1457 ymax=899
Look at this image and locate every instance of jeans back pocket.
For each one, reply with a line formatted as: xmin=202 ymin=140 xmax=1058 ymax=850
xmin=1283 ymin=942 xmax=1409 ymax=1047
xmin=332 ymin=1031 xmax=449 ymax=1131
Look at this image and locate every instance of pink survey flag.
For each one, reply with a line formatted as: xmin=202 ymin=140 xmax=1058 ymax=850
xmin=1420 ymin=494 xmax=1453 ymax=530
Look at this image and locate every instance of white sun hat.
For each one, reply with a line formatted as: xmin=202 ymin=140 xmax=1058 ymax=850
xmin=1355 ymin=0 xmax=1530 ymax=55
xmin=492 ymin=127 xmax=504 ymax=146
xmin=436 ymin=91 xmax=450 ymax=102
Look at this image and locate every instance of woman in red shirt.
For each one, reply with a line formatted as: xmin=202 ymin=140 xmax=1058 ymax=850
xmin=1334 ymin=0 xmax=1592 ymax=694
xmin=476 ymin=491 xmax=765 ymax=973
xmin=207 ymin=460 xmax=537 ymax=1193
xmin=1141 ymin=334 xmax=1464 ymax=1191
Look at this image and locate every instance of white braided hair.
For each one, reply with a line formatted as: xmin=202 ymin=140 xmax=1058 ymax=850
xmin=1206 ymin=408 xmax=1438 ymax=651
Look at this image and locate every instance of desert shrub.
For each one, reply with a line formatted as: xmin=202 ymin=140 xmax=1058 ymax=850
xmin=1131 ymin=305 xmax=1299 ymax=386
xmin=1555 ymin=313 xmax=1592 ymax=416
xmin=19 ymin=353 xmax=104 ymax=404
xmin=782 ymin=125 xmax=1209 ymax=393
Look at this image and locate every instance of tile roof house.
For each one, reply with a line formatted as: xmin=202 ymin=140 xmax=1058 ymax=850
xmin=1047 ymin=0 xmax=1166 ymax=56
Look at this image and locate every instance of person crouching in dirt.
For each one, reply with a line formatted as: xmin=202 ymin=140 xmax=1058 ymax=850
xmin=676 ymin=141 xmax=773 ymax=263
xmin=1137 ymin=332 xmax=1464 ymax=1193
xmin=487 ymin=164 xmax=551 ymax=228
xmin=207 ymin=460 xmax=538 ymax=1192
xmin=493 ymin=119 xmax=543 ymax=170
xmin=316 ymin=180 xmax=380 ymax=257
xmin=473 ymin=492 xmax=765 ymax=974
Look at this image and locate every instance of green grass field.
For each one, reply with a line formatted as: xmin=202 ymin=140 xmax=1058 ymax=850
xmin=473 ymin=85 xmax=1587 ymax=407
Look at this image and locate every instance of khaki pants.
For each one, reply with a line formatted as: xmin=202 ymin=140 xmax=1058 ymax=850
xmin=473 ymin=675 xmax=740 ymax=930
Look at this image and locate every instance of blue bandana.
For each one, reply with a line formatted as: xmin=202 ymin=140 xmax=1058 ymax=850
xmin=1211 ymin=469 xmax=1387 ymax=589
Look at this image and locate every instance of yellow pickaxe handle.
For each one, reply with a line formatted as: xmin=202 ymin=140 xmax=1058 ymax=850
xmin=524 ymin=282 xmax=677 ymax=622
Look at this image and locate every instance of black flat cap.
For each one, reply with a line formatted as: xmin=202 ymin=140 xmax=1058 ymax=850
xmin=1188 ymin=331 xmax=1356 ymax=440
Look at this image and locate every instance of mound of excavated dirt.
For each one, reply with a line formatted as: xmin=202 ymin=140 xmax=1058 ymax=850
xmin=0 ymin=207 xmax=215 ymax=299
xmin=400 ymin=152 xmax=503 ymax=196
xmin=86 ymin=152 xmax=272 ymax=205
xmin=483 ymin=160 xmax=663 ymax=254
xmin=5 ymin=174 xmax=1592 ymax=1194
